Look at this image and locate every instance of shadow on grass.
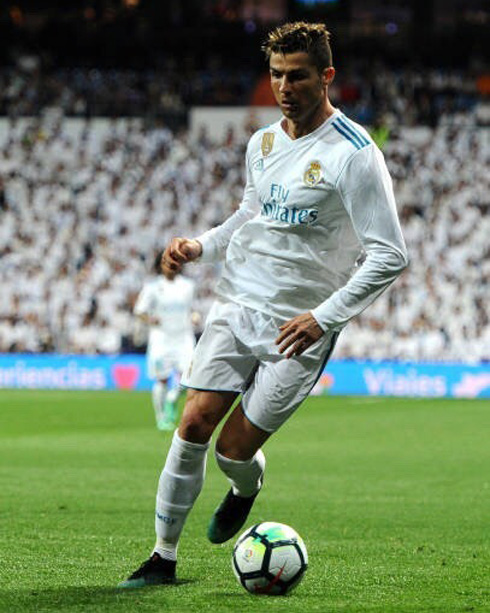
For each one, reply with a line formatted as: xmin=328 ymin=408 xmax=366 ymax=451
xmin=0 ymin=581 xmax=195 ymax=613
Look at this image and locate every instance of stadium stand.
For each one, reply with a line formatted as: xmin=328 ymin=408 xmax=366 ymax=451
xmin=0 ymin=62 xmax=481 ymax=126
xmin=0 ymin=100 xmax=488 ymax=361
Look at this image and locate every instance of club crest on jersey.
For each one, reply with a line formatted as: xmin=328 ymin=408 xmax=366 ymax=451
xmin=303 ymin=160 xmax=323 ymax=187
xmin=261 ymin=132 xmax=275 ymax=157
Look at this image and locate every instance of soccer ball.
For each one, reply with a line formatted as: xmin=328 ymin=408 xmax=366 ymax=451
xmin=232 ymin=522 xmax=308 ymax=595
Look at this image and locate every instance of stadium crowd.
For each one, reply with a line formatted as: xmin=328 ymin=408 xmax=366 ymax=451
xmin=0 ymin=107 xmax=488 ymax=363
xmin=0 ymin=59 xmax=482 ymax=127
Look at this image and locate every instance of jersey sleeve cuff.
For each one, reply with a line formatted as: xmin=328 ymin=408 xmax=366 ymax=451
xmin=194 ymin=232 xmax=218 ymax=263
xmin=310 ymin=307 xmax=328 ymax=332
xmin=310 ymin=306 xmax=346 ymax=333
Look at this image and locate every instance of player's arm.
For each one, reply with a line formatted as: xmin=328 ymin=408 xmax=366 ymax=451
xmin=196 ymin=204 xmax=257 ymax=263
xmin=162 ymin=138 xmax=260 ymax=275
xmin=174 ymin=140 xmax=260 ymax=267
xmin=311 ymin=144 xmax=409 ymax=332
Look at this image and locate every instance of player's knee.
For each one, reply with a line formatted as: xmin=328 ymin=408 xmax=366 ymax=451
xmin=178 ymin=393 xmax=218 ymax=444
xmin=178 ymin=414 xmax=213 ymax=444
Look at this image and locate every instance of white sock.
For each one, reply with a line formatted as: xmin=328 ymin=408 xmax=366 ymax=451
xmin=152 ymin=381 xmax=167 ymax=423
xmin=215 ymin=448 xmax=266 ymax=498
xmin=153 ymin=431 xmax=209 ymax=561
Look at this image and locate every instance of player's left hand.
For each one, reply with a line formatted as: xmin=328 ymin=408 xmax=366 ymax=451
xmin=275 ymin=312 xmax=325 ymax=359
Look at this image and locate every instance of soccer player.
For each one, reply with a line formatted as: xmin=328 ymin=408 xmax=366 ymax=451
xmin=134 ymin=250 xmax=196 ymax=431
xmin=119 ymin=22 xmax=408 ymax=587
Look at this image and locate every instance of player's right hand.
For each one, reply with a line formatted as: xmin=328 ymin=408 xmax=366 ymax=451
xmin=161 ymin=238 xmax=202 ymax=276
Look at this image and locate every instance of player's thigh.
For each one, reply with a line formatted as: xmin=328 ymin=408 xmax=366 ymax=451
xmin=243 ymin=332 xmax=338 ymax=434
xmin=179 ymin=388 xmax=239 ymax=444
xmin=182 ymin=301 xmax=257 ymax=393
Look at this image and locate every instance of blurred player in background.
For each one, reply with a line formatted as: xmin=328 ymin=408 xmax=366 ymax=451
xmin=120 ymin=21 xmax=408 ymax=587
xmin=134 ymin=250 xmax=197 ymax=431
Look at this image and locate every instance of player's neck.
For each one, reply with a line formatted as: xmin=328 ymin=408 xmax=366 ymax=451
xmin=283 ymin=99 xmax=336 ymax=140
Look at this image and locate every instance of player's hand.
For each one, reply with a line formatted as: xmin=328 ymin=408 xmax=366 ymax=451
xmin=161 ymin=238 xmax=202 ymax=276
xmin=275 ymin=312 xmax=324 ymax=359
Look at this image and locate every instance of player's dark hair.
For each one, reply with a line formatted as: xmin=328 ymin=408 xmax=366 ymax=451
xmin=262 ymin=22 xmax=332 ymax=72
xmin=154 ymin=249 xmax=164 ymax=274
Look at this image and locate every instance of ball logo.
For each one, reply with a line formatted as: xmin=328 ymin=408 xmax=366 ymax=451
xmin=303 ymin=160 xmax=323 ymax=187
xmin=233 ymin=522 xmax=308 ymax=595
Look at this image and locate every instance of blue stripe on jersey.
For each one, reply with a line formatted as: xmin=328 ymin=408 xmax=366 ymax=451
xmin=337 ymin=116 xmax=370 ymax=147
xmin=332 ymin=120 xmax=364 ymax=150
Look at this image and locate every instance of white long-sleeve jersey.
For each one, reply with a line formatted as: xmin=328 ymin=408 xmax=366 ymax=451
xmin=197 ymin=110 xmax=408 ymax=331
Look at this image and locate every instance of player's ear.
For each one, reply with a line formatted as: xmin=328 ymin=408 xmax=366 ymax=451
xmin=322 ymin=66 xmax=335 ymax=86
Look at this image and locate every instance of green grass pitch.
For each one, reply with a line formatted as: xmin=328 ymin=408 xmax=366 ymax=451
xmin=0 ymin=390 xmax=489 ymax=612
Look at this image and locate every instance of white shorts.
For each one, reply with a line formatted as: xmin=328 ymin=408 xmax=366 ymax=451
xmin=148 ymin=337 xmax=195 ymax=380
xmin=182 ymin=299 xmax=338 ymax=433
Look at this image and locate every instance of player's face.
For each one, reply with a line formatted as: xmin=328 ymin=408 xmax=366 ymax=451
xmin=269 ymin=52 xmax=334 ymax=126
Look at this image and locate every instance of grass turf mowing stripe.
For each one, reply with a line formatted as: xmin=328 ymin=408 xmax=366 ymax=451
xmin=0 ymin=390 xmax=488 ymax=612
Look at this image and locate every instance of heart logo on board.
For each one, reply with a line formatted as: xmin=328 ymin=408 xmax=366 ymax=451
xmin=112 ymin=364 xmax=140 ymax=389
